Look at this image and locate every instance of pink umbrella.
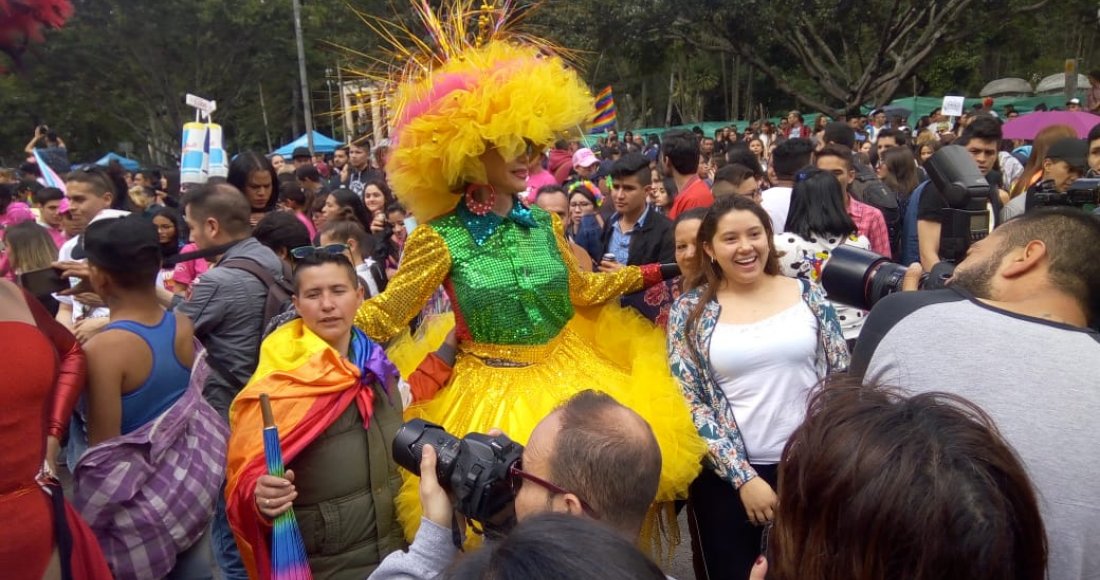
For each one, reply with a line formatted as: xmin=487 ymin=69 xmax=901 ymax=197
xmin=1002 ymin=111 xmax=1100 ymax=140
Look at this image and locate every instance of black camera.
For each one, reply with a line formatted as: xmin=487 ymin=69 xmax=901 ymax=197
xmin=392 ymin=419 xmax=523 ymax=531
xmin=821 ymin=246 xmax=955 ymax=311
xmin=925 ymin=145 xmax=995 ymax=263
xmin=1031 ymin=178 xmax=1100 ymax=209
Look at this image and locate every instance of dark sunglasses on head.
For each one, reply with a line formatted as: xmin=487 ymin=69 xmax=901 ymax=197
xmin=290 ymin=243 xmax=348 ymax=259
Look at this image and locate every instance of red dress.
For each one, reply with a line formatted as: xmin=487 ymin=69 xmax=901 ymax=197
xmin=0 ymin=291 xmax=111 ymax=579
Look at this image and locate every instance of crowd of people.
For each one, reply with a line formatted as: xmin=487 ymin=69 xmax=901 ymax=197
xmin=2 ymin=5 xmax=1100 ymax=580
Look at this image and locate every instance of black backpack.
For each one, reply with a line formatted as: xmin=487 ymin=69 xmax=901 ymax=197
xmin=205 ymin=257 xmax=295 ymax=391
xmin=849 ymin=164 xmax=903 ymax=260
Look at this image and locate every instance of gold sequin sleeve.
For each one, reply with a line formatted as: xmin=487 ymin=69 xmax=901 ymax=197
xmin=550 ymin=212 xmax=645 ymax=306
xmin=354 ymin=224 xmax=452 ymax=342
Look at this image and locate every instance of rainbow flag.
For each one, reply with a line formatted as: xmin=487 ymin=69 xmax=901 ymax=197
xmin=225 ymin=319 xmax=398 ymax=579
xmin=591 ymin=86 xmax=617 ymax=133
xmin=33 ymin=149 xmax=66 ymax=193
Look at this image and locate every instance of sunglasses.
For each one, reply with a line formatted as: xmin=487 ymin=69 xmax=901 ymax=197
xmin=290 ymin=243 xmax=348 ymax=259
xmin=509 ymin=462 xmax=598 ymax=518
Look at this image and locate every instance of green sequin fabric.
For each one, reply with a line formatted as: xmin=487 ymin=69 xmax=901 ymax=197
xmin=432 ymin=204 xmax=574 ymax=345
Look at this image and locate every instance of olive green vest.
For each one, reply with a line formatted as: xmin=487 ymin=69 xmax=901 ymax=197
xmin=286 ymin=381 xmax=405 ymax=579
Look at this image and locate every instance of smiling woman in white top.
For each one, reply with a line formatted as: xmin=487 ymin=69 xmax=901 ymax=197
xmin=667 ymin=195 xmax=849 ymax=580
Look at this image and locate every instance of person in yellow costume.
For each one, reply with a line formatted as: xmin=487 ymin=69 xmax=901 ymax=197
xmin=354 ymin=0 xmax=705 ymax=544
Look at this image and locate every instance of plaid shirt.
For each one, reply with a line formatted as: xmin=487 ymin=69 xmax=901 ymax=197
xmin=73 ymin=351 xmax=228 ymax=580
xmin=848 ymin=197 xmax=891 ymax=257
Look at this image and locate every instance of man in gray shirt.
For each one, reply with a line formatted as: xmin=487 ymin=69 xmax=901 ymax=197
xmin=853 ymin=208 xmax=1100 ymax=580
xmin=171 ymin=183 xmax=288 ymax=580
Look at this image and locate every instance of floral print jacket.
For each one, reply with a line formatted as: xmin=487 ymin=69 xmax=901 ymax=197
xmin=667 ymin=278 xmax=849 ymax=488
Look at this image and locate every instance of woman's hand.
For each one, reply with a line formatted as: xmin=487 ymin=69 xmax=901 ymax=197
xmin=44 ymin=436 xmax=61 ymax=478
xmin=749 ymin=556 xmax=768 ymax=580
xmin=370 ymin=213 xmax=386 ymax=234
xmin=255 ymin=469 xmax=298 ymax=520
xmin=738 ymin=476 xmax=777 ymax=526
xmin=74 ymin=317 xmax=108 ymax=343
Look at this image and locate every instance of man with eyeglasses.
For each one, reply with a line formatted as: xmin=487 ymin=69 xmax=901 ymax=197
xmin=369 ymin=390 xmax=666 ymax=580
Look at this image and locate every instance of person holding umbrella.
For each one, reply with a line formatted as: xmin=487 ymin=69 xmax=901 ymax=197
xmin=225 ymin=252 xmax=456 ymax=578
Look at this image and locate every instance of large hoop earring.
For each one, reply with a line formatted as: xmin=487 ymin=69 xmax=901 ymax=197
xmin=465 ymin=184 xmax=496 ymax=216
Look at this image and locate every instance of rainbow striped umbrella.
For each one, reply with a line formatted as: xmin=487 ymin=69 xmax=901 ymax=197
xmin=260 ymin=394 xmax=313 ymax=580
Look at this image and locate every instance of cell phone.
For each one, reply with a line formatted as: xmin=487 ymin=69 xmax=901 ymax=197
xmin=21 ymin=268 xmax=69 ymax=296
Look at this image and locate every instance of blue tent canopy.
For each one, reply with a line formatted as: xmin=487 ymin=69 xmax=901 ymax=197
xmin=95 ymin=152 xmax=140 ymax=171
xmin=272 ymin=131 xmax=343 ymax=156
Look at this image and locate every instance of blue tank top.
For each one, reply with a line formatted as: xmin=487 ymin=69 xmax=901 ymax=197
xmin=106 ymin=312 xmax=191 ymax=434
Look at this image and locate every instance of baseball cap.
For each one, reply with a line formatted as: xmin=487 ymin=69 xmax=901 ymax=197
xmin=1069 ymin=98 xmax=1081 ymax=105
xmin=82 ymin=215 xmax=161 ymax=272
xmin=291 ymin=146 xmax=312 ymax=160
xmin=572 ymin=148 xmax=599 ymax=168
xmin=1045 ymin=138 xmax=1088 ymax=171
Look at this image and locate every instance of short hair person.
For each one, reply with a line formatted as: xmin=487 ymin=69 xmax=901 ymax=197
xmin=662 ymin=129 xmax=714 ymax=219
xmin=369 ymin=390 xmax=667 ymax=580
xmin=76 ymin=216 xmax=226 ymax=578
xmin=226 ymin=252 xmax=407 ymax=578
xmin=854 ymin=208 xmax=1100 ymax=579
xmin=54 ymin=166 xmax=128 ymax=331
xmin=915 ymin=115 xmax=1004 ymax=270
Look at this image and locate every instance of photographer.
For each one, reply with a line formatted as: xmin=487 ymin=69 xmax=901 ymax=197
xmin=23 ymin=125 xmax=70 ymax=177
xmin=851 ymin=208 xmax=1100 ymax=580
xmin=1000 ymin=138 xmax=1087 ymax=221
xmin=371 ymin=390 xmax=665 ymax=580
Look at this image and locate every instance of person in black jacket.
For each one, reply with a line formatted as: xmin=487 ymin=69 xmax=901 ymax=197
xmin=598 ymin=153 xmax=675 ymax=269
xmin=598 ymin=153 xmax=674 ymax=321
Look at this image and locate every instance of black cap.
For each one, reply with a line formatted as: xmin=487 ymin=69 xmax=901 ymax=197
xmin=1045 ymin=138 xmax=1088 ymax=171
xmin=82 ymin=215 xmax=161 ymax=272
xmin=292 ymin=146 xmax=312 ymax=160
xmin=823 ymin=121 xmax=856 ymax=149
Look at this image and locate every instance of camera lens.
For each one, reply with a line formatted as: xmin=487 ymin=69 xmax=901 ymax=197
xmin=392 ymin=419 xmax=461 ymax=484
xmin=821 ymin=245 xmax=910 ymax=311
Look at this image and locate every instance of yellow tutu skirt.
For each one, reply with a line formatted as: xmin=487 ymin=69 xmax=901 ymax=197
xmin=385 ymin=302 xmax=705 ymax=553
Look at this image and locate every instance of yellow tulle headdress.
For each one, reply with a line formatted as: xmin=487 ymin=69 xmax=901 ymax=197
xmin=360 ymin=0 xmax=594 ymax=222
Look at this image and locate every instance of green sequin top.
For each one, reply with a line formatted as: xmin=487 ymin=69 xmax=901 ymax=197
xmin=353 ymin=199 xmax=645 ymax=346
xmin=432 ymin=201 xmax=573 ymax=345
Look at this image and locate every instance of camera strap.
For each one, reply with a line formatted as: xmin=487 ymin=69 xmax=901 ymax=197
xmin=451 ymin=512 xmax=465 ymax=550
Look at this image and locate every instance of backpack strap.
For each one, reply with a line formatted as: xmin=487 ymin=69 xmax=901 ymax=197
xmin=204 ymin=257 xmax=294 ymax=391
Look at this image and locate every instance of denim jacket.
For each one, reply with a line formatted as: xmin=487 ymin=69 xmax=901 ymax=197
xmin=666 ymin=278 xmax=849 ymax=488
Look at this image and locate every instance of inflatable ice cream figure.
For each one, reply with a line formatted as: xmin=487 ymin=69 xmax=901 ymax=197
xmin=354 ymin=0 xmax=705 ymax=542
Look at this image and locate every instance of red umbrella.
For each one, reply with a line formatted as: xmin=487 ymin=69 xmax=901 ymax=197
xmin=1002 ymin=111 xmax=1100 ymax=140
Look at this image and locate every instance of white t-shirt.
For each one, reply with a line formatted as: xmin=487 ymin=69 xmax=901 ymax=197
xmin=760 ymin=186 xmax=792 ymax=233
xmin=708 ymin=301 xmax=819 ymax=464
xmin=774 ymin=231 xmax=870 ymax=340
xmin=355 ymin=259 xmax=381 ymax=297
xmin=55 ymin=209 xmax=130 ymax=323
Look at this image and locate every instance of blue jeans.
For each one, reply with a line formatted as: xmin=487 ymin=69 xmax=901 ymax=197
xmin=211 ymin=483 xmax=248 ymax=580
xmin=64 ymin=408 xmax=89 ymax=468
xmin=168 ymin=530 xmax=214 ymax=580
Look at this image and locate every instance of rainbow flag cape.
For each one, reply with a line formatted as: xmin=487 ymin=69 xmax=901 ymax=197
xmin=591 ymin=86 xmax=617 ymax=133
xmin=225 ymin=319 xmax=398 ymax=579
